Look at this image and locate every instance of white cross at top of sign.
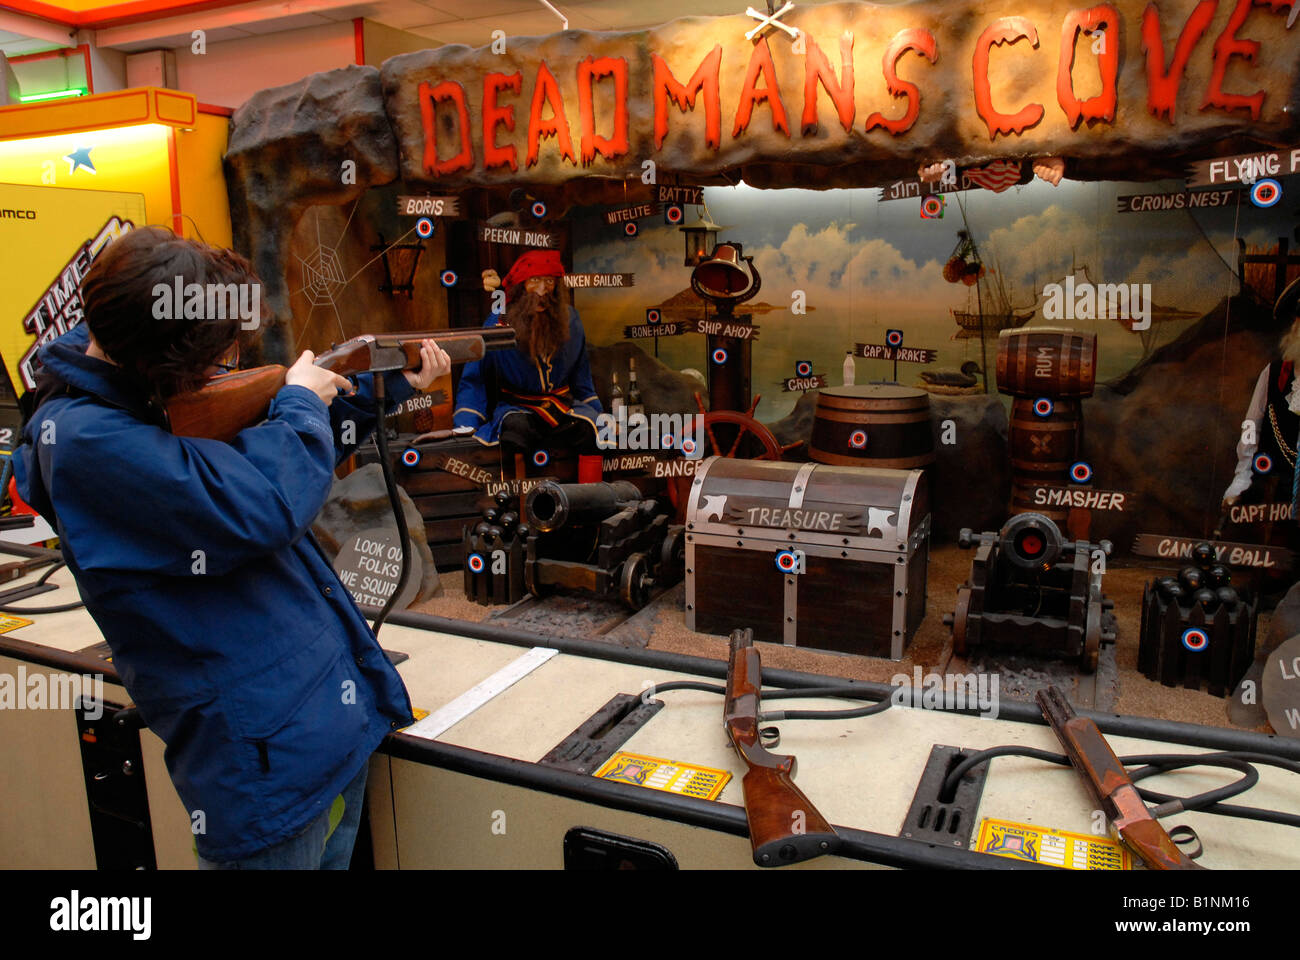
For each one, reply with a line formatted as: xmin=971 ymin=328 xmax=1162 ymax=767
xmin=745 ymin=2 xmax=798 ymax=41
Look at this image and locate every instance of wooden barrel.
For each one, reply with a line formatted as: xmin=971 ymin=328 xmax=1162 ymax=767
xmin=1008 ymin=397 xmax=1082 ymax=523
xmin=996 ymin=327 xmax=1097 ymax=398
xmin=808 ymin=385 xmax=935 ymax=468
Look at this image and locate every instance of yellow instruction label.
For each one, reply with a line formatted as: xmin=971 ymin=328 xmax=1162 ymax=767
xmin=977 ymin=817 xmax=1131 ymax=870
xmin=0 ymin=614 xmax=32 ymax=635
xmin=594 ymin=751 xmax=731 ymax=801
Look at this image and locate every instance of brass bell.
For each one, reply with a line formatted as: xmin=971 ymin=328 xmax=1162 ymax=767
xmin=691 ymin=242 xmax=760 ymax=303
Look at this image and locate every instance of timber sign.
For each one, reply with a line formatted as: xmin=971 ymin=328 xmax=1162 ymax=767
xmin=379 ymin=0 xmax=1300 ymax=191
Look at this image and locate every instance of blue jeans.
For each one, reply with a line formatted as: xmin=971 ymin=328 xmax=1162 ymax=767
xmin=197 ymin=762 xmax=369 ymax=870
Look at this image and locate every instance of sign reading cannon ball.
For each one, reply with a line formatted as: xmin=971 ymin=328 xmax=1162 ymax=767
xmin=333 ymin=529 xmax=423 ymax=611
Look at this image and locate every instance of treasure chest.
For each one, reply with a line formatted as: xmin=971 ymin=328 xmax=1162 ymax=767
xmin=684 ymin=457 xmax=930 ymax=658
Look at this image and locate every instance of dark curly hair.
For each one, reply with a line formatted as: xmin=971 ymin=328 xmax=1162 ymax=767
xmin=80 ymin=226 xmax=264 ymax=400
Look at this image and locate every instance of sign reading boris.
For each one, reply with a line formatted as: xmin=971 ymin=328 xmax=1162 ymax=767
xmin=379 ymin=0 xmax=1300 ymax=191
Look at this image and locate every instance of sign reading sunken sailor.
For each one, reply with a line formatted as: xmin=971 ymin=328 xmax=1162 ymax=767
xmin=379 ymin=0 xmax=1300 ymax=192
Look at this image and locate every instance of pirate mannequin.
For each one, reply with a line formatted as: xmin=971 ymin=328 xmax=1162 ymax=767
xmin=454 ymin=250 xmax=604 ymax=482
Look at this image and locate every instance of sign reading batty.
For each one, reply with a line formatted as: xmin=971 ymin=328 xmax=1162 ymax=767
xmin=1131 ymin=534 xmax=1292 ymax=570
xmin=380 ymin=1 xmax=1300 ymax=191
xmin=856 ymin=343 xmax=937 ymax=363
xmin=477 ymin=223 xmax=557 ymax=248
xmin=397 ymin=195 xmax=461 ymax=217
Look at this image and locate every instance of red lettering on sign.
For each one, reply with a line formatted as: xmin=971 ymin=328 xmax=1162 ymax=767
xmin=734 ymin=37 xmax=789 ymax=138
xmin=527 ymin=61 xmax=577 ymax=167
xmin=973 ymin=17 xmax=1044 ymax=139
xmin=483 ymin=73 xmax=521 ymax=172
xmin=1201 ymin=0 xmax=1266 ymax=119
xmin=653 ymin=46 xmax=723 ymax=151
xmin=864 ymin=28 xmax=938 ymax=136
xmin=1057 ymin=6 xmax=1119 ymax=128
xmin=1141 ymin=0 xmax=1218 ymax=123
xmin=419 ymin=80 xmax=474 ymax=177
xmin=802 ymin=33 xmax=855 ymax=135
xmin=578 ymin=56 xmax=629 ymax=166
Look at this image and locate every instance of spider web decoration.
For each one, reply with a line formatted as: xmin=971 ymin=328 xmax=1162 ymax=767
xmin=296 ymin=244 xmax=347 ymax=308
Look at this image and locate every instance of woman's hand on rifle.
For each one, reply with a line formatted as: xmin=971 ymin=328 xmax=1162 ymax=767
xmin=286 ymin=351 xmax=354 ymax=406
xmin=403 ymin=338 xmax=452 ymax=391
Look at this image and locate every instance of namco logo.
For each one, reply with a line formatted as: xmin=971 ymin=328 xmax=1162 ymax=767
xmin=0 ymin=209 xmax=37 ymax=220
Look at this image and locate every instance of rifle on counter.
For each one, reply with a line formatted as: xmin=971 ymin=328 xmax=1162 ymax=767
xmin=166 ymin=327 xmax=516 ymax=443
xmin=725 ymin=628 xmax=840 ymax=866
xmin=1035 ymin=685 xmax=1205 ymax=870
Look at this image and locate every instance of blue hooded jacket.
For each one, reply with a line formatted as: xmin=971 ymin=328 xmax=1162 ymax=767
xmin=14 ymin=324 xmax=417 ymax=861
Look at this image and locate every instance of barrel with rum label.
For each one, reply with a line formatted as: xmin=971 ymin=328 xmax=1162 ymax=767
xmin=996 ymin=327 xmax=1097 ymax=398
xmin=1009 ymin=397 xmax=1082 ymax=524
xmin=808 ymin=385 xmax=935 ymax=468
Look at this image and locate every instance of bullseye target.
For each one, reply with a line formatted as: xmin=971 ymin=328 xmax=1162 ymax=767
xmin=533 ymin=450 xmax=550 ymax=467
xmin=665 ymin=204 xmax=684 ymax=224
xmin=645 ymin=308 xmax=661 ymax=324
xmin=712 ymin=348 xmax=729 ymax=364
xmin=440 ymin=270 xmax=458 ymax=287
xmin=662 ymin=433 xmax=676 ymax=449
xmin=849 ymin=430 xmax=868 ymax=449
xmin=531 ymin=201 xmax=547 ymax=218
xmin=886 ymin=329 xmax=904 ymax=347
xmin=1181 ymin=627 xmax=1210 ymax=653
xmin=1250 ymin=178 xmax=1282 ymax=209
xmin=1069 ymin=461 xmax=1093 ymax=483
xmin=775 ymin=549 xmax=800 ymax=572
xmin=1033 ymin=398 xmax=1054 ymax=418
xmin=467 ymin=553 xmax=486 ymax=574
xmin=681 ymin=437 xmax=697 ymax=455
xmin=1254 ymin=453 xmax=1273 ymax=474
xmin=624 ymin=221 xmax=639 ymax=238
xmin=401 ymin=448 xmax=421 ymax=467
xmin=415 ymin=217 xmax=435 ymax=238
xmin=920 ymin=195 xmax=945 ymax=219
xmin=795 ymin=360 xmax=813 ymax=377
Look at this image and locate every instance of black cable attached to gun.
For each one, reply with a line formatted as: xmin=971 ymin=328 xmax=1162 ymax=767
xmin=369 ymin=375 xmax=412 ymax=640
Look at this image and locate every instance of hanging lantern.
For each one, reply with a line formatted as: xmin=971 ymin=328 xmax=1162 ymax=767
xmin=681 ymin=215 xmax=722 ymax=268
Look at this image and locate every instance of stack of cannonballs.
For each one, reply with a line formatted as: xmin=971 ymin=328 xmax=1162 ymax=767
xmin=462 ymin=492 xmax=528 ymax=606
xmin=1138 ymin=542 xmax=1257 ymax=697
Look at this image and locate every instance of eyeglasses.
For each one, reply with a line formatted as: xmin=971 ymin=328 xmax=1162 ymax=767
xmin=210 ymin=343 xmax=240 ymax=374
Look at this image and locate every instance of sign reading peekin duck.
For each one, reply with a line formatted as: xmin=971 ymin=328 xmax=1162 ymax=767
xmin=378 ymin=0 xmax=1300 ymax=192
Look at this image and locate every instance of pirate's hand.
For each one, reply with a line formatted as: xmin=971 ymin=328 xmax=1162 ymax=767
xmin=403 ymin=338 xmax=452 ymax=390
xmin=918 ymin=162 xmax=946 ymax=183
xmin=482 ymin=269 xmax=501 ymax=293
xmin=1033 ymin=157 xmax=1066 ymax=186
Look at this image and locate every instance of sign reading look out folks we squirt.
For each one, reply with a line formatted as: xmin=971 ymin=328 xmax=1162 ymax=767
xmin=379 ymin=0 xmax=1300 ymax=190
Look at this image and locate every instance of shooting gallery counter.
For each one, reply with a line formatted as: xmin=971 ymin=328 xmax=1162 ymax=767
xmin=1 ymin=564 xmax=1298 ymax=870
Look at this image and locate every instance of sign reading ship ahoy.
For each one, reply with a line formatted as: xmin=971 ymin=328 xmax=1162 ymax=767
xmin=378 ymin=0 xmax=1300 ymax=190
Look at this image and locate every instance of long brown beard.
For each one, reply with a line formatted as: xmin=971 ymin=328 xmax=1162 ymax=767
xmin=506 ymin=286 xmax=569 ymax=361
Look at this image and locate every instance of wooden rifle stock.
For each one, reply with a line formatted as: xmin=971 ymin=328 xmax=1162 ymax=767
xmin=724 ymin=628 xmax=840 ymax=866
xmin=1035 ymin=685 xmax=1205 ymax=870
xmin=166 ymin=327 xmax=515 ymax=443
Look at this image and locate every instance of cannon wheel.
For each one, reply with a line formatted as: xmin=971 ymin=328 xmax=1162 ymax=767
xmin=951 ymin=586 xmax=971 ymax=656
xmin=660 ymin=525 xmax=686 ymax=584
xmin=620 ymin=552 xmax=653 ymax=610
xmin=1081 ymin=600 xmax=1101 ymax=674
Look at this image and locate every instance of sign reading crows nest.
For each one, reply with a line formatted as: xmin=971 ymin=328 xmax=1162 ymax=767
xmin=378 ymin=0 xmax=1300 ymax=191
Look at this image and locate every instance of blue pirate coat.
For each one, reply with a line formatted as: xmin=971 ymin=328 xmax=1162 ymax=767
xmin=453 ymin=308 xmax=603 ymax=444
xmin=14 ymin=324 xmax=417 ymax=862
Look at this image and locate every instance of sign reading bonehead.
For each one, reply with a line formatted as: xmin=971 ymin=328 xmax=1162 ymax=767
xmin=378 ymin=0 xmax=1299 ymax=190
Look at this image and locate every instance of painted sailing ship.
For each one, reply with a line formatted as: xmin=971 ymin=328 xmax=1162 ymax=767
xmin=950 ymin=262 xmax=1036 ymax=340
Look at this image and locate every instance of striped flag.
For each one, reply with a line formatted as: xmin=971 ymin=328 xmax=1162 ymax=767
xmin=965 ymin=160 xmax=1023 ymax=193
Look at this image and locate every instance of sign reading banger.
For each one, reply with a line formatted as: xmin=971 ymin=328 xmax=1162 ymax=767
xmin=378 ymin=0 xmax=1299 ymax=190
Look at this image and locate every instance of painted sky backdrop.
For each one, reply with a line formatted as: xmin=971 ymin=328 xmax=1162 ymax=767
xmin=570 ymin=176 xmax=1296 ymax=422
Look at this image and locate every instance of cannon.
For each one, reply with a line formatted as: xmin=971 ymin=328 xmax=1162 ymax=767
xmin=522 ymin=480 xmax=685 ymax=610
xmin=944 ymin=512 xmax=1116 ymax=672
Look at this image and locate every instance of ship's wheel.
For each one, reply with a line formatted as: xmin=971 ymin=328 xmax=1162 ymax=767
xmin=694 ymin=393 xmax=799 ymax=461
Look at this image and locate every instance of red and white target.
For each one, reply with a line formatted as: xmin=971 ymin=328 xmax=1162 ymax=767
xmin=886 ymin=329 xmax=904 ymax=347
xmin=624 ymin=221 xmax=639 ymax=238
xmin=1069 ymin=461 xmax=1093 ymax=483
xmin=795 ymin=360 xmax=813 ymax=377
xmin=712 ymin=348 xmax=729 ymax=364
xmin=646 ymin=308 xmax=661 ymax=324
xmin=849 ymin=430 xmax=868 ymax=449
xmin=665 ymin=205 xmax=683 ymax=224
xmin=1181 ymin=627 xmax=1210 ymax=653
xmin=533 ymin=450 xmax=549 ymax=467
xmin=681 ymin=437 xmax=697 ymax=455
xmin=775 ymin=550 xmax=799 ymax=572
xmin=402 ymin=448 xmax=421 ymax=467
xmin=1033 ymin=398 xmax=1054 ymax=418
xmin=531 ymin=201 xmax=547 ymax=218
xmin=1254 ymin=453 xmax=1273 ymax=474
xmin=1250 ymin=179 xmax=1281 ymax=209
xmin=415 ymin=217 xmax=435 ymax=238
xmin=440 ymin=270 xmax=458 ymax=287
xmin=467 ymin=553 xmax=486 ymax=574
xmin=662 ymin=433 xmax=675 ymax=450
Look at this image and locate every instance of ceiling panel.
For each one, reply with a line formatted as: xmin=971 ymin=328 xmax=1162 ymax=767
xmin=237 ymin=12 xmax=334 ymax=33
xmin=405 ymin=7 xmax=609 ymax=44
